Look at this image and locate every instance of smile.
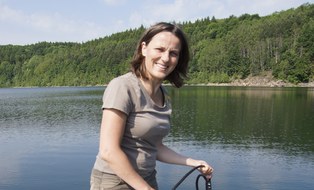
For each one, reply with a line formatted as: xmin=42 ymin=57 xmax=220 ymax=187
xmin=155 ymin=63 xmax=168 ymax=70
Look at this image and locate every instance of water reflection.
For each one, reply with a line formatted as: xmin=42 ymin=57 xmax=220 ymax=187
xmin=167 ymin=86 xmax=314 ymax=156
xmin=159 ymin=87 xmax=314 ymax=189
xmin=0 ymin=87 xmax=103 ymax=190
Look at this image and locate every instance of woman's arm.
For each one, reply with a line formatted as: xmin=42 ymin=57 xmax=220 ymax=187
xmin=156 ymin=141 xmax=214 ymax=177
xmin=99 ymin=109 xmax=154 ymax=190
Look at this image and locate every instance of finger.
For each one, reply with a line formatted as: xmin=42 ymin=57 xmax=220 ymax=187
xmin=206 ymin=174 xmax=213 ymax=180
xmin=202 ymin=165 xmax=213 ymax=174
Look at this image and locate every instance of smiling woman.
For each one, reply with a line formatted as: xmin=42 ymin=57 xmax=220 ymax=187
xmin=131 ymin=22 xmax=190 ymax=88
xmin=141 ymin=32 xmax=181 ymax=83
xmin=90 ymin=22 xmax=213 ymax=190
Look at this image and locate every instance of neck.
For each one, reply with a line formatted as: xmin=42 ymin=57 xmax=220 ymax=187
xmin=139 ymin=77 xmax=164 ymax=107
xmin=140 ymin=77 xmax=162 ymax=96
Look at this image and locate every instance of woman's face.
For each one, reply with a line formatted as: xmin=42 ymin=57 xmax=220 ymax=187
xmin=141 ymin=31 xmax=181 ymax=82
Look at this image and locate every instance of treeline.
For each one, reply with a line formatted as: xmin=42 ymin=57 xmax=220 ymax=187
xmin=0 ymin=3 xmax=313 ymax=87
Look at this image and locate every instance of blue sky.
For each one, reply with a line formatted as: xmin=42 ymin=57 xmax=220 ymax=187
xmin=0 ymin=0 xmax=312 ymax=45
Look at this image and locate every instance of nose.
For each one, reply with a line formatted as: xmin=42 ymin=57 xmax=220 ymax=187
xmin=161 ymin=51 xmax=170 ymax=63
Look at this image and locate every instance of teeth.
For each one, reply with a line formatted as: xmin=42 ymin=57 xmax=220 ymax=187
xmin=156 ymin=63 xmax=168 ymax=69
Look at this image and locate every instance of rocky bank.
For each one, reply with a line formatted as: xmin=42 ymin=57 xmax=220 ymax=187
xmin=207 ymin=73 xmax=314 ymax=87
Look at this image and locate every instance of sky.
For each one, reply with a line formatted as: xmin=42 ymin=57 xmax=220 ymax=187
xmin=0 ymin=0 xmax=313 ymax=45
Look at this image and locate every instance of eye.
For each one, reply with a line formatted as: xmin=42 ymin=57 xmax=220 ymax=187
xmin=170 ymin=51 xmax=179 ymax=57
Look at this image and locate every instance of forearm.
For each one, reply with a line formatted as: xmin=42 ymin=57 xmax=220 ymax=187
xmin=156 ymin=143 xmax=209 ymax=168
xmin=156 ymin=143 xmax=189 ymax=166
xmin=99 ymin=148 xmax=153 ymax=190
xmin=156 ymin=143 xmax=214 ymax=177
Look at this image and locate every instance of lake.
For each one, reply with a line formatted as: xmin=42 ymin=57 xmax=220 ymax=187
xmin=0 ymin=86 xmax=313 ymax=190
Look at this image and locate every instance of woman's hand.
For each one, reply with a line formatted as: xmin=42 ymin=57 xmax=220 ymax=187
xmin=187 ymin=159 xmax=214 ymax=178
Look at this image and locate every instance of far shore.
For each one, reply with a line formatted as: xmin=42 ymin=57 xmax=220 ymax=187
xmin=188 ymin=74 xmax=314 ymax=88
xmin=5 ymin=75 xmax=314 ymax=88
xmin=204 ymin=80 xmax=314 ymax=88
xmin=186 ymin=82 xmax=314 ymax=88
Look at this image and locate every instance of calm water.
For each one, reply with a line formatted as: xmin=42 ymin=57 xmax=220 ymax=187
xmin=0 ymin=86 xmax=313 ymax=190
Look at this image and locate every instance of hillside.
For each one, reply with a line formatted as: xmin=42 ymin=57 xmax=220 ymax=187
xmin=0 ymin=3 xmax=313 ymax=87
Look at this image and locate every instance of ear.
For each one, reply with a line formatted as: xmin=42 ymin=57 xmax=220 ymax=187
xmin=141 ymin=42 xmax=147 ymax=56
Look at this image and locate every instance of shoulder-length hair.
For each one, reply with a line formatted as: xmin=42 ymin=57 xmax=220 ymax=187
xmin=131 ymin=22 xmax=190 ymax=88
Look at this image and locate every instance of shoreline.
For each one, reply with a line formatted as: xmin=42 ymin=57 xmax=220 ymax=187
xmin=203 ymin=75 xmax=314 ymax=88
xmin=204 ymin=81 xmax=314 ymax=88
xmin=4 ymin=82 xmax=314 ymax=89
xmin=186 ymin=83 xmax=314 ymax=88
xmin=3 ymin=75 xmax=314 ymax=88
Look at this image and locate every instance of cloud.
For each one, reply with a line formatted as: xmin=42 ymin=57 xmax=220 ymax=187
xmin=127 ymin=0 xmax=309 ymax=27
xmin=0 ymin=3 xmax=108 ymax=44
xmin=114 ymin=0 xmax=310 ymax=39
xmin=0 ymin=0 xmax=311 ymax=45
xmin=0 ymin=4 xmax=24 ymax=22
xmin=102 ymin=0 xmax=127 ymax=6
xmin=125 ymin=0 xmax=215 ymax=29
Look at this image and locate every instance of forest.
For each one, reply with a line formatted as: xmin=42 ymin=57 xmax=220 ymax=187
xmin=0 ymin=3 xmax=313 ymax=87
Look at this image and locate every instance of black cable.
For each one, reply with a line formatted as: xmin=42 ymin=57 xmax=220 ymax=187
xmin=195 ymin=174 xmax=212 ymax=190
xmin=172 ymin=165 xmax=212 ymax=190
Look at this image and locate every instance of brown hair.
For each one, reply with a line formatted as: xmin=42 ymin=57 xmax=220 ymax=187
xmin=131 ymin=22 xmax=190 ymax=88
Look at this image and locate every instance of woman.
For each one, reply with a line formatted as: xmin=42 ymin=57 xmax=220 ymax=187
xmin=90 ymin=22 xmax=213 ymax=190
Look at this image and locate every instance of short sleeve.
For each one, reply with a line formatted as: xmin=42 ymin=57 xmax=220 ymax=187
xmin=102 ymin=77 xmax=133 ymax=115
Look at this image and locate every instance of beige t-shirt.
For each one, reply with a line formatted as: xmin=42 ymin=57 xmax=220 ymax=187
xmin=93 ymin=72 xmax=171 ymax=177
